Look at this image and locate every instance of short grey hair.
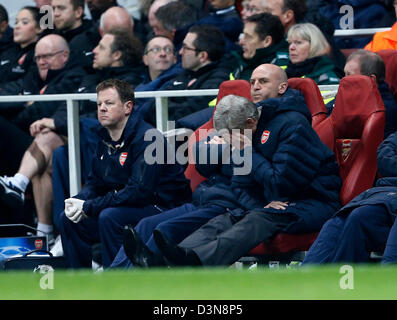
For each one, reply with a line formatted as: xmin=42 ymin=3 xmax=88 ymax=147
xmin=287 ymin=23 xmax=330 ymax=59
xmin=213 ymin=95 xmax=259 ymax=131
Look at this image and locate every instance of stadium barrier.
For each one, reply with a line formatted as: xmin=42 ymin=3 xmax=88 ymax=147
xmin=0 ymin=85 xmax=338 ymax=196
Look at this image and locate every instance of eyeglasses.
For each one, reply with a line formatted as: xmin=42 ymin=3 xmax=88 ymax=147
xmin=146 ymin=46 xmax=174 ymax=54
xmin=34 ymin=50 xmax=64 ymax=62
xmin=181 ymin=44 xmax=200 ymax=52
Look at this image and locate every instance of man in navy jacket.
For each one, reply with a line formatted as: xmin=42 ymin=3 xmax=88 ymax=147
xmin=58 ymin=79 xmax=191 ymax=268
xmin=153 ymin=64 xmax=342 ymax=266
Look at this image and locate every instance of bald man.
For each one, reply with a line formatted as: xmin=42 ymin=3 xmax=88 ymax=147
xmin=0 ymin=34 xmax=86 ymax=237
xmin=99 ymin=6 xmax=134 ymax=36
xmin=69 ymin=5 xmax=136 ymax=71
xmin=152 ymin=64 xmax=342 ymax=267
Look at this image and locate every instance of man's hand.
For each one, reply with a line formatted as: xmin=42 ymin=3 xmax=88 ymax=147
xmin=29 ymin=118 xmax=55 ymax=137
xmin=205 ymin=135 xmax=226 ymax=145
xmin=264 ymin=201 xmax=289 ymax=210
xmin=64 ymin=198 xmax=87 ymax=223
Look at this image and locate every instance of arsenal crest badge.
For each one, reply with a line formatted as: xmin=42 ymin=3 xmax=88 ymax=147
xmin=119 ymin=152 xmax=128 ymax=166
xmin=341 ymin=139 xmax=352 ymax=162
xmin=261 ymin=130 xmax=270 ymax=144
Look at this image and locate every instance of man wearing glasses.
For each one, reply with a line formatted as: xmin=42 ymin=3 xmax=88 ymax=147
xmin=144 ymin=25 xmax=230 ymax=126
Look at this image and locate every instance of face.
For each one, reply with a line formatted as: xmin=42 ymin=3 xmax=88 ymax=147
xmin=97 ymin=87 xmax=131 ymax=130
xmin=344 ymin=57 xmax=361 ymax=76
xmin=262 ymin=0 xmax=289 ymax=27
xmin=143 ymin=37 xmax=176 ymax=74
xmin=13 ymin=9 xmax=41 ymax=48
xmin=52 ymin=0 xmax=82 ymax=31
xmin=93 ymin=34 xmax=117 ymax=69
xmin=179 ymin=32 xmax=202 ymax=71
xmin=250 ymin=65 xmax=286 ymax=103
xmin=239 ymin=22 xmax=267 ymax=59
xmin=288 ymin=35 xmax=310 ymax=64
xmin=34 ymin=39 xmax=68 ymax=80
xmin=240 ymin=0 xmax=251 ymax=23
xmin=249 ymin=0 xmax=266 ymax=17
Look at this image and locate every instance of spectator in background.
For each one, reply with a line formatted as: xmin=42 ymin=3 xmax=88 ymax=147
xmin=69 ymin=6 xmax=134 ymax=72
xmin=148 ymin=0 xmax=176 ymax=40
xmin=0 ymin=34 xmax=85 ymax=181
xmin=245 ymin=0 xmax=345 ymax=77
xmin=240 ymin=0 xmax=252 ymax=23
xmin=154 ymin=0 xmax=199 ymax=53
xmin=134 ymin=35 xmax=182 ymax=115
xmin=285 ymin=23 xmax=340 ymax=85
xmin=52 ymin=0 xmax=93 ymax=43
xmin=144 ymin=25 xmax=230 ymax=126
xmin=365 ymin=0 xmax=397 ymax=52
xmin=229 ymin=12 xmax=289 ymax=80
xmin=0 ymin=5 xmax=13 ymax=54
xmin=327 ymin=49 xmax=397 ymax=139
xmin=85 ymin=0 xmax=117 ymax=24
xmin=196 ymin=0 xmax=243 ymax=49
xmin=0 ymin=7 xmax=43 ymax=88
xmin=34 ymin=0 xmax=52 ymax=7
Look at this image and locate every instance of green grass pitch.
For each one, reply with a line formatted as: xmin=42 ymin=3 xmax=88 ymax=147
xmin=0 ymin=264 xmax=397 ymax=300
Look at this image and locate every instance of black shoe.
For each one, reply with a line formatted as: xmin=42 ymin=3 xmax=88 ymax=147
xmin=0 ymin=176 xmax=24 ymax=208
xmin=153 ymin=229 xmax=201 ymax=266
xmin=123 ymin=226 xmax=165 ymax=268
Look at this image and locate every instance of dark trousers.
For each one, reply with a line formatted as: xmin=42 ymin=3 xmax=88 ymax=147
xmin=180 ymin=210 xmax=297 ymax=266
xmin=110 ymin=203 xmax=226 ymax=268
xmin=60 ymin=205 xmax=162 ymax=268
xmin=303 ymin=205 xmax=397 ymax=264
xmin=52 ymin=118 xmax=100 ymax=232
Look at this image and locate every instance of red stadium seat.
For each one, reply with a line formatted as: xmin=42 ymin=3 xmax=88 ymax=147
xmin=377 ymin=49 xmax=397 ymax=101
xmin=249 ymin=78 xmax=328 ymax=256
xmin=250 ymin=75 xmax=386 ymax=258
xmin=288 ymin=77 xmax=328 ymax=129
xmin=184 ymin=80 xmax=252 ymax=192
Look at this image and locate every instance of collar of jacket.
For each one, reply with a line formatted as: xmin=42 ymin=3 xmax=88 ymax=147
xmin=211 ymin=5 xmax=236 ymax=15
xmin=57 ymin=19 xmax=94 ymax=42
xmin=239 ymin=41 xmax=289 ymax=68
xmin=96 ymin=107 xmax=142 ymax=146
xmin=256 ymin=88 xmax=312 ymax=124
xmin=45 ymin=57 xmax=82 ymax=83
xmin=186 ymin=61 xmax=220 ymax=78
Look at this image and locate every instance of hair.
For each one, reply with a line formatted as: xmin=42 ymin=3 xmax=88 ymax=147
xmin=106 ymin=28 xmax=143 ymax=66
xmin=20 ymin=6 xmax=45 ymax=27
xmin=144 ymin=35 xmax=174 ymax=54
xmin=347 ymin=49 xmax=386 ymax=83
xmin=246 ymin=12 xmax=284 ymax=45
xmin=287 ymin=22 xmax=330 ymax=59
xmin=155 ymin=0 xmax=198 ymax=32
xmin=282 ymin=0 xmax=308 ymax=22
xmin=0 ymin=5 xmax=8 ymax=23
xmin=213 ymin=95 xmax=259 ymax=131
xmin=96 ymin=79 xmax=135 ymax=104
xmin=188 ymin=25 xmax=225 ymax=62
xmin=70 ymin=0 xmax=85 ymax=10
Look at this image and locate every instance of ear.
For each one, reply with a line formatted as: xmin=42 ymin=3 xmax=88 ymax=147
xmin=262 ymin=35 xmax=273 ymax=48
xmin=282 ymin=9 xmax=294 ymax=26
xmin=112 ymin=50 xmax=122 ymax=63
xmin=142 ymin=54 xmax=149 ymax=66
xmin=278 ymin=82 xmax=288 ymax=95
xmin=199 ymin=51 xmax=209 ymax=63
xmin=369 ymin=74 xmax=378 ymax=83
xmin=75 ymin=6 xmax=84 ymax=20
xmin=124 ymin=100 xmax=134 ymax=115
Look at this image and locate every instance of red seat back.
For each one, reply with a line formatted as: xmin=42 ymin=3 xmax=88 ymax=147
xmin=377 ymin=49 xmax=397 ymax=101
xmin=184 ymin=80 xmax=252 ymax=191
xmin=315 ymin=75 xmax=385 ymax=205
xmin=288 ymin=77 xmax=328 ymax=129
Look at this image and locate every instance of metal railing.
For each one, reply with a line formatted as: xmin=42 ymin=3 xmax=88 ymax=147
xmin=334 ymin=27 xmax=390 ymax=38
xmin=0 ymin=86 xmax=338 ymax=196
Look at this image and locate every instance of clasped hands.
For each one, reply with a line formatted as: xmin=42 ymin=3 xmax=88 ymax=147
xmin=64 ymin=198 xmax=87 ymax=223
